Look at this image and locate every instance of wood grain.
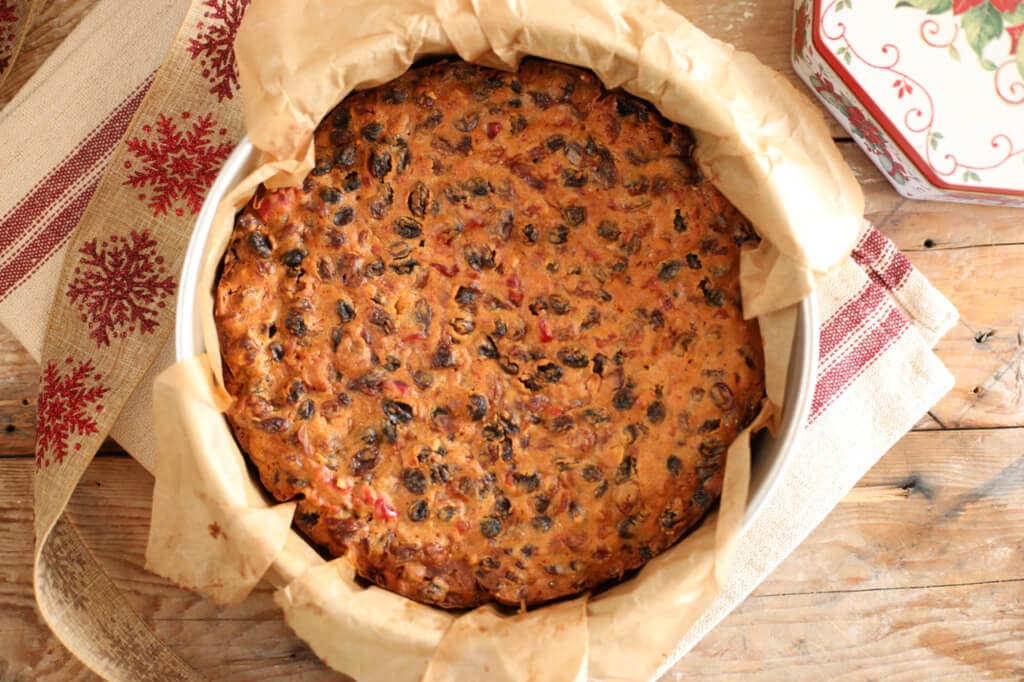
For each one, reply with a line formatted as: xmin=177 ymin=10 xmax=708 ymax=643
xmin=0 ymin=325 xmax=37 ymax=456
xmin=759 ymin=429 xmax=1024 ymax=595
xmin=677 ymin=580 xmax=1024 ymax=680
xmin=0 ymin=0 xmax=100 ymax=110
xmin=912 ymin=247 xmax=1024 ymax=430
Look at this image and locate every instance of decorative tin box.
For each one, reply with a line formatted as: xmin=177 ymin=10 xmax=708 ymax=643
xmin=793 ymin=0 xmax=1024 ymax=207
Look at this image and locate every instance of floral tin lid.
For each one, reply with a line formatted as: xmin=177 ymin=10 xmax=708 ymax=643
xmin=793 ymin=0 xmax=1024 ymax=206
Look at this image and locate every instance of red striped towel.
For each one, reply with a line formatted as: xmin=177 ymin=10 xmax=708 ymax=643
xmin=0 ymin=0 xmax=957 ymax=674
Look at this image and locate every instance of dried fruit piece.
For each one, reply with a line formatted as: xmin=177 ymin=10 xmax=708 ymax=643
xmin=336 ymin=300 xmax=356 ymax=322
xmin=612 ymin=386 xmax=636 ymax=410
xmin=351 ymin=447 xmax=380 ymax=475
xmin=282 ymin=249 xmax=307 ymax=267
xmin=596 ymin=220 xmax=620 ymax=241
xmin=334 ymin=207 xmax=355 ymax=226
xmin=320 ymin=187 xmax=342 ymax=204
xmin=450 ymin=317 xmax=475 ymax=335
xmin=248 ymin=232 xmax=272 ymax=257
xmin=408 ymin=499 xmax=430 ymax=521
xmin=480 ymin=516 xmax=502 ymax=538
xmin=384 ymin=399 xmax=414 ymax=423
xmin=699 ymin=278 xmax=725 ymax=307
xmin=395 ymin=216 xmax=422 ymax=238
xmin=361 ymin=122 xmax=384 ymax=141
xmin=709 ymin=383 xmax=734 ymax=410
xmin=562 ymin=206 xmax=586 ymax=226
xmin=557 ymin=347 xmax=589 ymax=368
xmin=673 ymin=210 xmax=687 ymax=232
xmin=547 ymin=226 xmax=569 ymax=244
xmin=285 ymin=311 xmax=308 ymax=337
xmin=408 ymin=182 xmax=430 ymax=217
xmin=402 ymin=468 xmax=427 ymax=493
xmin=658 ymin=260 xmax=683 ymax=281
xmin=468 ymin=394 xmax=488 ymax=421
xmin=370 ymin=149 xmax=392 ymax=179
xmin=562 ymin=169 xmax=587 ymax=187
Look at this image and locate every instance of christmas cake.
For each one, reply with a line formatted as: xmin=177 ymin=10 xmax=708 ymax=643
xmin=214 ymin=58 xmax=765 ymax=608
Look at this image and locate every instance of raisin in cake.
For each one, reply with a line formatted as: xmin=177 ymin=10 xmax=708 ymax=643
xmin=214 ymin=58 xmax=765 ymax=609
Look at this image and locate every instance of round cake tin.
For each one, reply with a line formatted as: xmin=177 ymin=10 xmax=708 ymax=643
xmin=175 ymin=138 xmax=819 ymax=533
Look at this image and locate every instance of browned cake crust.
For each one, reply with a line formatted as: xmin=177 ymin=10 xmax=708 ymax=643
xmin=215 ymin=59 xmax=764 ymax=609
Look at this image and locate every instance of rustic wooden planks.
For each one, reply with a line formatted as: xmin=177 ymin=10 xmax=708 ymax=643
xmin=678 ymin=580 xmax=1024 ymax=680
xmin=0 ymin=0 xmax=99 ymax=109
xmin=0 ymin=325 xmax=37 ymax=456
xmin=758 ymin=429 xmax=1024 ymax=595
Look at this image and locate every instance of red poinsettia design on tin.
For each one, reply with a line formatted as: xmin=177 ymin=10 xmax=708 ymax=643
xmin=953 ymin=0 xmax=1021 ymax=14
xmin=187 ymin=0 xmax=250 ymax=101
xmin=0 ymin=0 xmax=19 ymax=73
xmin=66 ymin=230 xmax=177 ymax=347
xmin=901 ymin=0 xmax=1024 ymax=79
xmin=845 ymin=104 xmax=888 ymax=149
xmin=794 ymin=1 xmax=812 ymax=61
xmin=1007 ymin=20 xmax=1024 ymax=51
xmin=811 ymin=72 xmax=911 ymax=184
xmin=123 ymin=111 xmax=233 ymax=217
xmin=35 ymin=357 xmax=110 ymax=468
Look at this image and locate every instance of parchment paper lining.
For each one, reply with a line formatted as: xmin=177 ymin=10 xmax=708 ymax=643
xmin=147 ymin=1 xmax=862 ymax=680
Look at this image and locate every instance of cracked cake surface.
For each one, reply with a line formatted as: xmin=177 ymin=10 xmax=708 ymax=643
xmin=215 ymin=58 xmax=765 ymax=608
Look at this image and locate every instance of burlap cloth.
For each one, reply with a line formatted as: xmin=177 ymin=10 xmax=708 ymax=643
xmin=0 ymin=0 xmax=957 ymax=679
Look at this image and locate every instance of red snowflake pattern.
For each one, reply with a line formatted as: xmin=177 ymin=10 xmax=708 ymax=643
xmin=187 ymin=0 xmax=250 ymax=101
xmin=123 ymin=111 xmax=233 ymax=216
xmin=35 ymin=357 xmax=110 ymax=468
xmin=0 ymin=0 xmax=20 ymax=74
xmin=66 ymin=230 xmax=177 ymax=347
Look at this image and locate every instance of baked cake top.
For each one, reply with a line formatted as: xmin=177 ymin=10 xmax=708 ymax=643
xmin=215 ymin=59 xmax=764 ymax=608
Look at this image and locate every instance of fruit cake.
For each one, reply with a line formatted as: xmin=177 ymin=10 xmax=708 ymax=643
xmin=214 ymin=58 xmax=765 ymax=609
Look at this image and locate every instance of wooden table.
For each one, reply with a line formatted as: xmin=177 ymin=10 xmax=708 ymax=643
xmin=2 ymin=1 xmax=1022 ymax=679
